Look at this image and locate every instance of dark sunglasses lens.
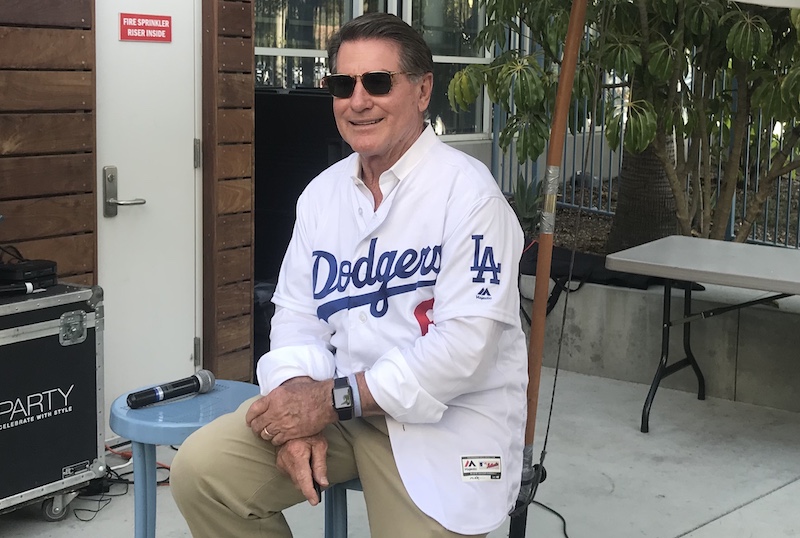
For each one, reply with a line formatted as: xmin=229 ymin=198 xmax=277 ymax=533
xmin=325 ymin=75 xmax=356 ymax=98
xmin=362 ymin=72 xmax=393 ymax=95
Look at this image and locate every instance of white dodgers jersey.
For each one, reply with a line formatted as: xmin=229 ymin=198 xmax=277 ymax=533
xmin=265 ymin=126 xmax=528 ymax=534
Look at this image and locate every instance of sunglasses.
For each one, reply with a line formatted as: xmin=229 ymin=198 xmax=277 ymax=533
xmin=322 ymin=71 xmax=415 ymax=98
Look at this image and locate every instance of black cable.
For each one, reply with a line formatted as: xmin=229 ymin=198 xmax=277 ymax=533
xmin=72 ymin=469 xmax=130 ymax=522
xmin=113 ymin=468 xmax=171 ymax=486
xmin=532 ymin=500 xmax=569 ymax=538
xmin=72 ymin=496 xmax=113 ymax=522
xmin=520 ymin=299 xmax=532 ymax=325
xmin=0 ymin=245 xmax=24 ymax=262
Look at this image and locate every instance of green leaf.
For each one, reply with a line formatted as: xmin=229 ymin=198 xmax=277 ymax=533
xmin=647 ymin=40 xmax=674 ymax=83
xmin=447 ymin=73 xmax=462 ymax=113
xmin=602 ymin=38 xmax=642 ymax=76
xmin=652 ymin=0 xmax=677 ymax=23
xmin=753 ymin=78 xmax=792 ymax=122
xmin=624 ymin=100 xmax=658 ymax=154
xmin=512 ymin=172 xmax=542 ymax=232
xmin=448 ymin=67 xmax=483 ymax=112
xmin=498 ymin=115 xmax=519 ymax=153
xmin=516 ymin=121 xmax=528 ymax=163
xmin=726 ymin=13 xmax=772 ymax=62
xmin=781 ymin=67 xmax=800 ymax=111
xmin=686 ymin=1 xmax=724 ymax=37
xmin=496 ymin=64 xmax=516 ymax=112
xmin=604 ymin=101 xmax=624 ymax=152
xmin=512 ymin=61 xmax=544 ymax=113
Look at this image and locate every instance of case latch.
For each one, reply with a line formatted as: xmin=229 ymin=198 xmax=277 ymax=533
xmin=60 ymin=310 xmax=88 ymax=346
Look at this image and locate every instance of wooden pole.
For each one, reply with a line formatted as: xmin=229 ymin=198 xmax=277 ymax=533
xmin=525 ymin=0 xmax=588 ymax=447
xmin=510 ymin=0 xmax=589 ymax=534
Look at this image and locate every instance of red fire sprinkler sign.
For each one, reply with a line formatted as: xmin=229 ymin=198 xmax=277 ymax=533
xmin=120 ymin=13 xmax=172 ymax=43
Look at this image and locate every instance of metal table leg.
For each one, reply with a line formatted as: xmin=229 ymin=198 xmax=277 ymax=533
xmin=641 ymin=280 xmax=706 ymax=433
xmin=682 ymin=283 xmax=706 ymax=403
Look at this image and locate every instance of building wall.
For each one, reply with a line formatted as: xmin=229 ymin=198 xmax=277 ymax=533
xmin=202 ymin=0 xmax=256 ymax=381
xmin=0 ymin=1 xmax=96 ymax=286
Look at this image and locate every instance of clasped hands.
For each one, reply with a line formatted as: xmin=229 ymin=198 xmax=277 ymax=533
xmin=245 ymin=379 xmax=335 ymax=505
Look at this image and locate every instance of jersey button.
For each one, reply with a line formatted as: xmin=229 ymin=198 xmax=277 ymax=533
xmin=359 ymin=313 xmax=367 ymax=323
xmin=358 ymin=208 xmax=363 ymax=215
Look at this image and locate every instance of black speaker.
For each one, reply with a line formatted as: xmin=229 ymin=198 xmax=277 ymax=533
xmin=254 ymin=88 xmax=352 ymax=281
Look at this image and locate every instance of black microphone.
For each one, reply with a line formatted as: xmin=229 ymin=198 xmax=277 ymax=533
xmin=0 ymin=282 xmax=35 ymax=296
xmin=126 ymin=370 xmax=216 ymax=409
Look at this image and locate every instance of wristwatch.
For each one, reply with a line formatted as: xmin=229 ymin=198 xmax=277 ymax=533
xmin=331 ymin=377 xmax=354 ymax=421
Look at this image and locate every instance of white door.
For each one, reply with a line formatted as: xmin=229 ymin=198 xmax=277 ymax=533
xmin=95 ymin=1 xmax=202 ymax=434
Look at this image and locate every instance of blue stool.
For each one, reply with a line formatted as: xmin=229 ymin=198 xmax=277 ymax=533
xmin=109 ymin=379 xmax=260 ymax=538
xmin=324 ymin=478 xmax=363 ymax=538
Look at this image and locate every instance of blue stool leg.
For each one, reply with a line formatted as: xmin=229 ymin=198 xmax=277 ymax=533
xmin=324 ymin=485 xmax=348 ymax=538
xmin=132 ymin=441 xmax=157 ymax=538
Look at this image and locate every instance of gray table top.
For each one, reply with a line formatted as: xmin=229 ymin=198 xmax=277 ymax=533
xmin=605 ymin=235 xmax=800 ymax=295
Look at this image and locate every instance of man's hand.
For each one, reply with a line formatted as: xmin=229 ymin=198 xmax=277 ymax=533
xmin=275 ymin=434 xmax=329 ymax=505
xmin=246 ymin=380 xmax=336 ymax=445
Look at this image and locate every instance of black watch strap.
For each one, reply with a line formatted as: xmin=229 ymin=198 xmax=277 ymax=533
xmin=332 ymin=376 xmax=354 ymax=421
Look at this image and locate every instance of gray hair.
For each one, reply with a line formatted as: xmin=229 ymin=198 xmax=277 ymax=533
xmin=327 ymin=13 xmax=434 ymax=76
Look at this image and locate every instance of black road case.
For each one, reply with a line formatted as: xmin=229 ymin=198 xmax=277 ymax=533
xmin=0 ymin=284 xmax=105 ymax=520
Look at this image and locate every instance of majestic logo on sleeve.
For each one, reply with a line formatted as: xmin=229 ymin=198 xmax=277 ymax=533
xmin=313 ymin=238 xmax=441 ymax=321
xmin=470 ymin=235 xmax=501 ymax=289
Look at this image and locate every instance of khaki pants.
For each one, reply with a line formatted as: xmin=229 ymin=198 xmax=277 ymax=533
xmin=171 ymin=397 xmax=487 ymax=538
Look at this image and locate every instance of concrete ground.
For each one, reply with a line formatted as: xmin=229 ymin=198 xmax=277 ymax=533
xmin=2 ymin=367 xmax=800 ymax=538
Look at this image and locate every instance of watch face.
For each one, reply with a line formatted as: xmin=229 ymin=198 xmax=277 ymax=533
xmin=332 ymin=386 xmax=353 ymax=409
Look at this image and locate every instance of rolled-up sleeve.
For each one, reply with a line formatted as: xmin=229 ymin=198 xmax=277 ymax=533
xmin=255 ymin=306 xmax=336 ymax=394
xmin=365 ymin=316 xmax=505 ymax=423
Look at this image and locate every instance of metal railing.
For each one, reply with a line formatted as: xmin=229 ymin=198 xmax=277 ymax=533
xmin=492 ymin=99 xmax=800 ymax=249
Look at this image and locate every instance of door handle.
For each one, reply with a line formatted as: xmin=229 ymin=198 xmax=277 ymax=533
xmin=103 ymin=166 xmax=147 ymax=217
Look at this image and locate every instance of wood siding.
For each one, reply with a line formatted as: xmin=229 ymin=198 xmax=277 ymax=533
xmin=203 ymin=0 xmax=255 ymax=380
xmin=0 ymin=0 xmax=96 ymax=284
xmin=2 ymin=1 xmax=256 ymax=380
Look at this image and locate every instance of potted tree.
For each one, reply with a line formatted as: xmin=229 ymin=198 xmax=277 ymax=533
xmin=450 ymin=1 xmax=800 ymax=251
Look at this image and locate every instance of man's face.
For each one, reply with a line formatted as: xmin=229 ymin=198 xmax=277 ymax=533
xmin=332 ymin=39 xmax=432 ymax=170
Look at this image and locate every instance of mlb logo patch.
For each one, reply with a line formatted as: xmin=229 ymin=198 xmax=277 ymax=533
xmin=461 ymin=456 xmax=502 ymax=481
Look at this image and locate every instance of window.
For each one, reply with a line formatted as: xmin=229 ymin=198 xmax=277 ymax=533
xmin=253 ymin=0 xmax=490 ymax=136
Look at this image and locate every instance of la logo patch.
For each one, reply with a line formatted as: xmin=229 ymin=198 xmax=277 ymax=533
xmin=470 ymin=235 xmax=501 ymax=285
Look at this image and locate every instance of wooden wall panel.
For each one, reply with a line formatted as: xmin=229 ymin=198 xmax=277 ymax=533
xmin=0 ymin=0 xmax=92 ymax=28
xmin=0 ymin=4 xmax=97 ymax=288
xmin=0 ymin=195 xmax=94 ymax=242
xmin=217 ymin=144 xmax=252 ymax=179
xmin=60 ymin=274 xmax=94 ymax=286
xmin=203 ymin=0 xmax=254 ymax=381
xmin=219 ymin=37 xmax=253 ymax=72
xmin=216 ymin=316 xmax=251 ymax=355
xmin=215 ymin=348 xmax=254 ymax=382
xmin=217 ymin=179 xmax=252 ymax=214
xmin=217 ymin=247 xmax=251 ymax=286
xmin=217 ymin=213 xmax=252 ymax=249
xmin=0 ymin=155 xmax=93 ymax=198
xmin=0 ymin=113 xmax=93 ymax=155
xmin=0 ymin=71 xmax=93 ymax=112
xmin=218 ymin=73 xmax=254 ymax=108
xmin=16 ymin=234 xmax=94 ymax=277
xmin=218 ymin=109 xmax=254 ymax=143
xmin=217 ymin=281 xmax=252 ymax=320
xmin=0 ymin=28 xmax=93 ymax=69
xmin=219 ymin=1 xmax=252 ymax=37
